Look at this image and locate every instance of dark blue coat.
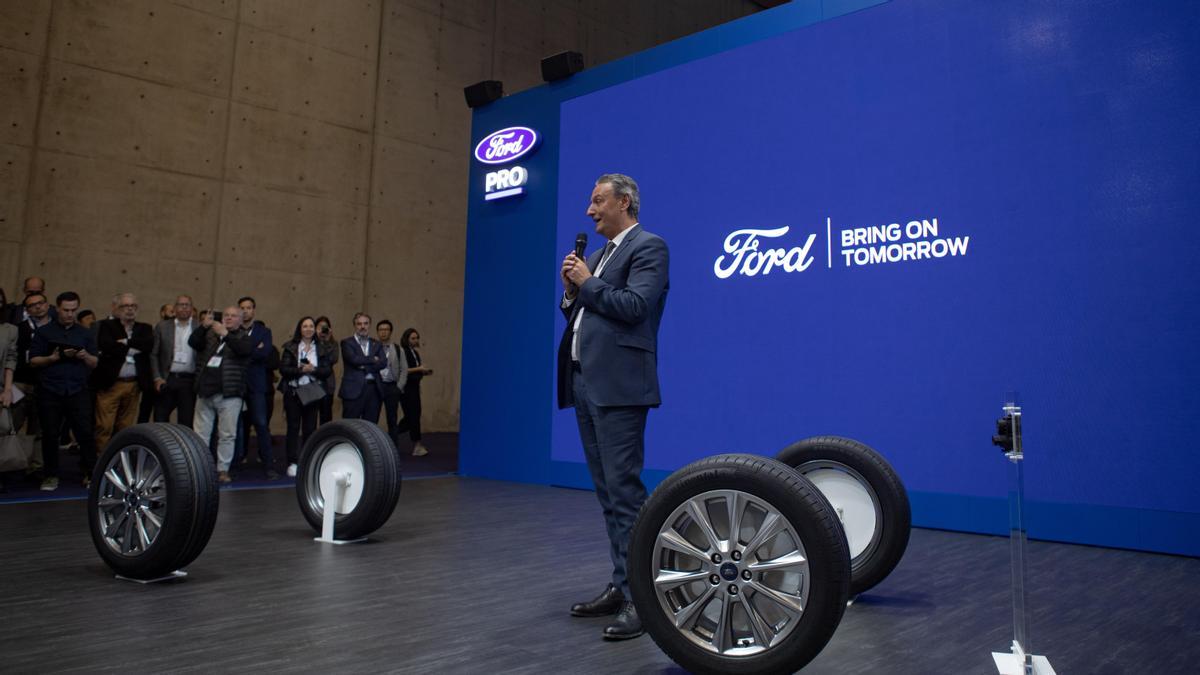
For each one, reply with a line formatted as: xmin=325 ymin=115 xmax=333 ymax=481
xmin=243 ymin=321 xmax=274 ymax=394
xmin=557 ymin=225 xmax=670 ymax=409
xmin=338 ymin=335 xmax=386 ymax=401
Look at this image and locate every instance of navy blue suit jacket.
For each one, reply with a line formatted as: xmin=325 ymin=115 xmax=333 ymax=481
xmin=557 ymin=225 xmax=670 ymax=409
xmin=243 ymin=322 xmax=274 ymax=394
xmin=338 ymin=335 xmax=386 ymax=400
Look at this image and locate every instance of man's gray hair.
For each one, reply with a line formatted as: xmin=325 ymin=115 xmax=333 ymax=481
xmin=596 ymin=173 xmax=640 ymax=220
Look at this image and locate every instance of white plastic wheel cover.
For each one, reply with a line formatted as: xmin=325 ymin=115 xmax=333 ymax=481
xmin=804 ymin=468 xmax=878 ymax=560
xmin=317 ymin=442 xmax=366 ymax=514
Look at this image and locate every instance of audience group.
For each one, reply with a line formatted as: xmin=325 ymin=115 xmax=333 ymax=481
xmin=0 ymin=277 xmax=432 ymax=492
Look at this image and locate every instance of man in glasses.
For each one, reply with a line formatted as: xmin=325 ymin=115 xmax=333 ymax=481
xmin=92 ymin=293 xmax=154 ymax=455
xmin=12 ymin=292 xmax=53 ymax=448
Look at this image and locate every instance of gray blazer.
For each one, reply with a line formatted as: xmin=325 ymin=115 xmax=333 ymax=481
xmin=150 ymin=317 xmax=199 ymax=381
xmin=557 ymin=225 xmax=670 ymax=408
xmin=383 ymin=342 xmax=409 ymax=392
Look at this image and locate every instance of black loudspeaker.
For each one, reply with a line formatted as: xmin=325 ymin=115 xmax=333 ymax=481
xmin=541 ymin=51 xmax=584 ymax=82
xmin=464 ymin=80 xmax=503 ymax=109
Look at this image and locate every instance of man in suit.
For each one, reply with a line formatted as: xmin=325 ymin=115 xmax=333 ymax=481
xmin=151 ymin=295 xmax=199 ymax=426
xmin=558 ymin=173 xmax=670 ymax=641
xmin=92 ymin=293 xmax=154 ymax=454
xmin=234 ymin=296 xmax=277 ymax=479
xmin=339 ymin=312 xmax=386 ymax=423
xmin=375 ymin=319 xmax=408 ymax=445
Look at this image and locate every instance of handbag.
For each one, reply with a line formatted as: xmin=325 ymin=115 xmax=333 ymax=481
xmin=295 ymin=381 xmax=326 ymax=406
xmin=0 ymin=408 xmax=35 ymax=472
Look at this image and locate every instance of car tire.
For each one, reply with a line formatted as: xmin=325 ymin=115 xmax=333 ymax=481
xmin=295 ymin=419 xmax=401 ymax=540
xmin=628 ymin=454 xmax=850 ymax=675
xmin=776 ymin=435 xmax=910 ymax=596
xmin=87 ymin=423 xmax=219 ymax=579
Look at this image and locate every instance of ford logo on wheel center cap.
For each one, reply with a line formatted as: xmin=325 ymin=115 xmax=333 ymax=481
xmin=474 ymin=126 xmax=539 ymax=165
xmin=720 ymin=562 xmax=739 ymax=581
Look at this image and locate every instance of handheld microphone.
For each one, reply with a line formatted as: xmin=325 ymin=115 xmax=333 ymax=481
xmin=574 ymin=232 xmax=587 ymax=259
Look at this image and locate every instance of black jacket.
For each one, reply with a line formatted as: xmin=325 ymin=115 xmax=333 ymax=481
xmin=91 ymin=318 xmax=155 ymax=391
xmin=188 ymin=324 xmax=253 ymax=398
xmin=277 ymin=339 xmax=336 ymax=391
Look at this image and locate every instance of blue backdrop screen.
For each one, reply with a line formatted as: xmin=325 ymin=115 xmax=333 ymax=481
xmin=549 ymin=0 xmax=1200 ymax=514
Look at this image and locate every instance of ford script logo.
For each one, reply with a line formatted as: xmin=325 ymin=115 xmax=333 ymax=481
xmin=474 ymin=126 xmax=539 ymax=165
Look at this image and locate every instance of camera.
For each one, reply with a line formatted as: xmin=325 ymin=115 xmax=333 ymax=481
xmin=300 ymin=356 xmax=310 ymax=364
xmin=992 ymin=413 xmax=1021 ymax=453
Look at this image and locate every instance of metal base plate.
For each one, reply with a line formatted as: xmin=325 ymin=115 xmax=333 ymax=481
xmin=115 ymin=570 xmax=188 ymax=584
xmin=313 ymin=536 xmax=369 ymax=545
xmin=992 ymin=651 xmax=1056 ymax=675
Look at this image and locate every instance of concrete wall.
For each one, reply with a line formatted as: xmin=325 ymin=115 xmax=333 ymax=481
xmin=0 ymin=0 xmax=761 ymax=431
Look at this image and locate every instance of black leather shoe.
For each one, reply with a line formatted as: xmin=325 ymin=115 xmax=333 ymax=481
xmin=570 ymin=583 xmax=625 ymax=617
xmin=602 ymin=602 xmax=644 ymax=640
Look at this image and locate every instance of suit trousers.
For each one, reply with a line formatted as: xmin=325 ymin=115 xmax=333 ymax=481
xmin=153 ymin=372 xmax=196 ymax=427
xmin=571 ymin=370 xmax=649 ymax=597
xmin=342 ymin=383 xmax=382 ymax=424
xmin=380 ymin=381 xmax=402 ymax=441
xmin=94 ymin=380 xmax=140 ymax=454
xmin=234 ymin=390 xmax=274 ymax=469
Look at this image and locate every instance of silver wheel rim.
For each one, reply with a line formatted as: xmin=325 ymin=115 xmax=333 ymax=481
xmin=95 ymin=445 xmax=167 ymax=556
xmin=799 ymin=460 xmax=882 ymax=567
xmin=651 ymin=489 xmax=810 ymax=656
xmin=303 ymin=440 xmax=365 ymax=515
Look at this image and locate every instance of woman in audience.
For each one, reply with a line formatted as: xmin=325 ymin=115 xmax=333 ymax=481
xmin=397 ymin=327 xmax=433 ymax=457
xmin=314 ymin=316 xmax=338 ymax=426
xmin=278 ymin=316 xmax=336 ymax=477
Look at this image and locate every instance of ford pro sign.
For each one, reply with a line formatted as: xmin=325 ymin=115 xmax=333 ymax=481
xmin=474 ymin=127 xmax=539 ymax=165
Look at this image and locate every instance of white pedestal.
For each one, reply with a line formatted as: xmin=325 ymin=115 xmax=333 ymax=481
xmin=314 ymin=470 xmax=367 ymax=545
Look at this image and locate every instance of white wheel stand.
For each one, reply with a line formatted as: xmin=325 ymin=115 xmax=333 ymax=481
xmin=314 ymin=470 xmax=368 ymax=545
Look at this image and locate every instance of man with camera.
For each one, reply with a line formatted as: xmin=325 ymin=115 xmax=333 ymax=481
xmin=189 ymin=306 xmax=252 ymax=484
xmin=28 ymin=292 xmax=99 ymax=491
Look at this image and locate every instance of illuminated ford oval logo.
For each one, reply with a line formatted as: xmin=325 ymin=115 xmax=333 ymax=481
xmin=474 ymin=127 xmax=539 ymax=165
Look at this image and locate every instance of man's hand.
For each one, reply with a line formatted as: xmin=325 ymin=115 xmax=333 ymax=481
xmin=562 ymin=253 xmax=591 ymax=289
xmin=155 ymin=378 xmax=166 ymax=392
xmin=212 ymin=322 xmax=228 ymax=337
xmin=61 ymin=348 xmax=78 ymax=359
xmin=301 ymin=364 xmax=315 ymax=374
xmin=0 ymin=388 xmax=12 ymax=407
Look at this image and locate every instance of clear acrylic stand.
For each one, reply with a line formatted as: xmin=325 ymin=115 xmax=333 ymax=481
xmin=991 ymin=393 xmax=1055 ymax=675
